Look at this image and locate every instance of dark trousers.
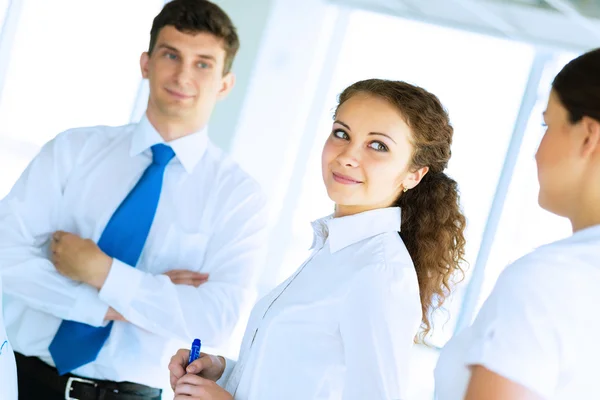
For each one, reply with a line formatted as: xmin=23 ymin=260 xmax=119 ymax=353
xmin=15 ymin=352 xmax=162 ymax=400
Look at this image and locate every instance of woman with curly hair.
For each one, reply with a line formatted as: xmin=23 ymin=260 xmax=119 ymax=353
xmin=168 ymin=78 xmax=467 ymax=400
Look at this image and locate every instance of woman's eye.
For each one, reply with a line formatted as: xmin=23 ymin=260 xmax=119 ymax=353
xmin=332 ymin=129 xmax=349 ymax=140
xmin=369 ymin=141 xmax=388 ymax=152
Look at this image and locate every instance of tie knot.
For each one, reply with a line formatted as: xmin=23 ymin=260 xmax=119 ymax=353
xmin=151 ymin=144 xmax=175 ymax=166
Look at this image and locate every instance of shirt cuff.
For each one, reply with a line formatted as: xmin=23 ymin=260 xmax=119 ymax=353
xmin=216 ymin=357 xmax=236 ymax=388
xmin=68 ymin=284 xmax=110 ymax=327
xmin=464 ymin=332 xmax=552 ymax=399
xmin=98 ymin=258 xmax=144 ymax=312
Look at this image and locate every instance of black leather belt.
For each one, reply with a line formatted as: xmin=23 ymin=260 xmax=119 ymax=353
xmin=15 ymin=352 xmax=162 ymax=400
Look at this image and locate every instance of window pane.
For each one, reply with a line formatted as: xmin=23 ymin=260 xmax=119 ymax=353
xmin=0 ymin=0 xmax=9 ymax=31
xmin=280 ymin=9 xmax=535 ymax=348
xmin=0 ymin=0 xmax=164 ymax=147
xmin=476 ymin=53 xmax=578 ymax=311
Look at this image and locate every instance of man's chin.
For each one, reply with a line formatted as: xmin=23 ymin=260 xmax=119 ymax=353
xmin=162 ymin=105 xmax=196 ymax=118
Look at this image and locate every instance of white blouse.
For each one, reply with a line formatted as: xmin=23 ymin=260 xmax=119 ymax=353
xmin=218 ymin=207 xmax=422 ymax=400
xmin=435 ymin=224 xmax=600 ymax=399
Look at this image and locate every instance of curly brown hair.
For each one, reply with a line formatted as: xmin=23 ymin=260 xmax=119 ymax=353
xmin=336 ymin=79 xmax=467 ymax=341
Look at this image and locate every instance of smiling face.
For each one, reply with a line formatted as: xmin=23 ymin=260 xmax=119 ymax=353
xmin=321 ymin=93 xmax=428 ymax=217
xmin=140 ymin=26 xmax=234 ymax=134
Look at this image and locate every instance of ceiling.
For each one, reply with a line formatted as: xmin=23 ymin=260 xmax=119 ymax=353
xmin=489 ymin=0 xmax=600 ymax=19
xmin=329 ymin=0 xmax=600 ymax=51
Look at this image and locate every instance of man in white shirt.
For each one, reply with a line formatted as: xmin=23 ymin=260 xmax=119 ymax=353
xmin=0 ymin=1 xmax=267 ymax=399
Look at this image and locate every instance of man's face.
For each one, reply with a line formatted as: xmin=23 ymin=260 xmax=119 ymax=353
xmin=141 ymin=26 xmax=234 ymax=130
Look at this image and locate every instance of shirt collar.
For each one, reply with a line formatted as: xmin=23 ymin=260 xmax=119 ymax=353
xmin=130 ymin=114 xmax=209 ymax=173
xmin=567 ymin=223 xmax=600 ymax=244
xmin=310 ymin=207 xmax=402 ymax=253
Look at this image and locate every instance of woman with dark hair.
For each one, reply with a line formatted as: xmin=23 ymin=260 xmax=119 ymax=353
xmin=168 ymin=79 xmax=467 ymax=400
xmin=435 ymin=48 xmax=600 ymax=400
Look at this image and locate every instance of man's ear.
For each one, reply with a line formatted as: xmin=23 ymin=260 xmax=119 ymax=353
xmin=140 ymin=52 xmax=150 ymax=79
xmin=217 ymin=72 xmax=235 ymax=100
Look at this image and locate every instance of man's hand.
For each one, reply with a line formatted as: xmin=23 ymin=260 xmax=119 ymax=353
xmin=164 ymin=270 xmax=209 ymax=287
xmin=50 ymin=231 xmax=112 ymax=289
xmin=174 ymin=374 xmax=233 ymax=400
xmin=169 ymin=349 xmax=226 ymax=390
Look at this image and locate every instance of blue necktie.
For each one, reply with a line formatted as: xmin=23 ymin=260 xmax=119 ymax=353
xmin=49 ymin=144 xmax=175 ymax=375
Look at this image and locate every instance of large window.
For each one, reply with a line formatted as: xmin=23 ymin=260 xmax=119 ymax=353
xmin=0 ymin=0 xmax=164 ymax=197
xmin=0 ymin=0 xmax=164 ymax=144
xmin=476 ymin=53 xmax=576 ymax=310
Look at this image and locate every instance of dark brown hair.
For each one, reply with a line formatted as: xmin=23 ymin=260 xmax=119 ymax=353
xmin=552 ymin=48 xmax=600 ymax=123
xmin=148 ymin=0 xmax=240 ymax=74
xmin=336 ymin=79 xmax=467 ymax=341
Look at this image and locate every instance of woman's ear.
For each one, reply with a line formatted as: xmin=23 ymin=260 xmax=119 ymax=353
xmin=581 ymin=116 xmax=600 ymax=158
xmin=404 ymin=166 xmax=429 ymax=190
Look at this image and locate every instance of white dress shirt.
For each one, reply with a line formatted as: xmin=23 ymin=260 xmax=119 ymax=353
xmin=216 ymin=207 xmax=422 ymax=400
xmin=0 ymin=275 xmax=18 ymax=400
xmin=435 ymin=224 xmax=600 ymax=400
xmin=0 ymin=115 xmax=268 ymax=391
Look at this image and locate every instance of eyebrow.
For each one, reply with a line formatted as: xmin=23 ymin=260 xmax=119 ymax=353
xmin=156 ymin=44 xmax=217 ymax=61
xmin=334 ymin=120 xmax=397 ymax=144
xmin=197 ymin=54 xmax=216 ymax=61
xmin=156 ymin=44 xmax=179 ymax=53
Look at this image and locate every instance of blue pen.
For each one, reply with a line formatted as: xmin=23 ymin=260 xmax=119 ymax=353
xmin=188 ymin=339 xmax=202 ymax=365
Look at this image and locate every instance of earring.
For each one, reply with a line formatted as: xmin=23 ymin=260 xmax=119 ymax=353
xmin=403 ymin=187 xmax=408 ymax=193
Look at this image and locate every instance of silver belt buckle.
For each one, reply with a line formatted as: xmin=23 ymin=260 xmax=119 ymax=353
xmin=65 ymin=376 xmax=98 ymax=400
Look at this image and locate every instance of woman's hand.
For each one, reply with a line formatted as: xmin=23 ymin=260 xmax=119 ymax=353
xmin=169 ymin=349 xmax=227 ymax=390
xmin=174 ymin=374 xmax=233 ymax=400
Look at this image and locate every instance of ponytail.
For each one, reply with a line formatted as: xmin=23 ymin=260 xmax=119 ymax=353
xmin=396 ymin=171 xmax=466 ymax=342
